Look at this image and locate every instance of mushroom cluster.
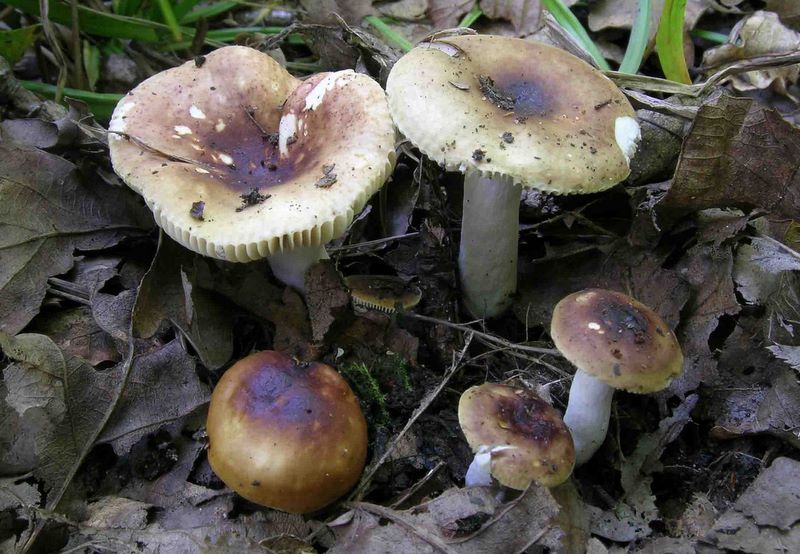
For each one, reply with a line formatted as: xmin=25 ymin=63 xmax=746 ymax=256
xmin=109 ymin=46 xmax=396 ymax=291
xmin=387 ymin=34 xmax=640 ymax=317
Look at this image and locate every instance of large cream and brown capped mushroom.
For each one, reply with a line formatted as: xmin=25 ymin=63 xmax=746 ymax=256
xmin=109 ymin=46 xmax=396 ymax=291
xmin=551 ymin=289 xmax=684 ymax=465
xmin=387 ymin=35 xmax=640 ymax=317
xmin=458 ymin=383 xmax=575 ymax=489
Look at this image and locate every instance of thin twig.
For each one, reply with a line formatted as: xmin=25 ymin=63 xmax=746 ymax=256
xmin=400 ymin=311 xmax=562 ymax=357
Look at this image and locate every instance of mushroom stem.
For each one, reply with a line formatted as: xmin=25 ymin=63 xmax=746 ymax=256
xmin=459 ymin=171 xmax=521 ymax=318
xmin=563 ymin=369 xmax=614 ymax=466
xmin=268 ymin=244 xmax=329 ymax=292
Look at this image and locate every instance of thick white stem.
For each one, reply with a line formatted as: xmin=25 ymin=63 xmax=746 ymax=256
xmin=563 ymin=370 xmax=614 ymax=466
xmin=459 ymin=172 xmax=521 ymax=318
xmin=268 ymin=244 xmax=328 ymax=292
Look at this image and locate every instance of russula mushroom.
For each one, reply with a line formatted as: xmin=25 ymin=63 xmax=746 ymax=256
xmin=386 ymin=35 xmax=640 ymax=317
xmin=109 ymin=46 xmax=395 ymax=291
xmin=206 ymin=350 xmax=368 ymax=513
xmin=551 ymin=289 xmax=684 ymax=466
xmin=458 ymin=383 xmax=575 ymax=489
xmin=345 ymin=275 xmax=422 ymax=313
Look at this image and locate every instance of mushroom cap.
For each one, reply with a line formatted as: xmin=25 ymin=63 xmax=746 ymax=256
xmin=345 ymin=275 xmax=422 ymax=313
xmin=206 ymin=350 xmax=368 ymax=513
xmin=386 ymin=35 xmax=639 ymax=194
xmin=109 ymin=46 xmax=396 ymax=262
xmin=550 ymin=289 xmax=684 ymax=393
xmin=458 ymin=383 xmax=575 ymax=489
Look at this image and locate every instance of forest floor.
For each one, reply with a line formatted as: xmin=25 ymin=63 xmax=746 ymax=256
xmin=1 ymin=1 xmax=800 ymax=553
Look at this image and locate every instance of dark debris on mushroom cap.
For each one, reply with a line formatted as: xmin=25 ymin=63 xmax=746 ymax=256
xmin=550 ymin=289 xmax=684 ymax=393
xmin=458 ymin=383 xmax=575 ymax=489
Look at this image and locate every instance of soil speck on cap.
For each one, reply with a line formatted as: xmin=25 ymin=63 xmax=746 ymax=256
xmin=190 ymin=201 xmax=205 ymax=220
xmin=594 ymin=99 xmax=612 ymax=110
xmin=502 ymin=131 xmax=514 ymax=144
xmin=316 ymin=164 xmax=337 ymax=188
xmin=478 ymin=75 xmax=515 ymax=111
xmin=194 ymin=56 xmax=206 ymax=68
xmin=236 ymin=188 xmax=271 ymax=212
xmin=472 ymin=149 xmax=485 ymax=162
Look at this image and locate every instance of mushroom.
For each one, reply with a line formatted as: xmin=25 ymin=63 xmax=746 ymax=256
xmin=345 ymin=274 xmax=422 ymax=313
xmin=458 ymin=383 xmax=575 ymax=489
xmin=386 ymin=35 xmax=640 ymax=317
xmin=550 ymin=289 xmax=684 ymax=466
xmin=206 ymin=350 xmax=368 ymax=513
xmin=109 ymin=46 xmax=396 ymax=291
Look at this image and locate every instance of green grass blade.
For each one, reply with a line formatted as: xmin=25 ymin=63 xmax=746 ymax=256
xmin=619 ymin=0 xmax=650 ymax=74
xmin=179 ymin=1 xmax=238 ymax=24
xmin=691 ymin=29 xmax=728 ymax=44
xmin=155 ymin=0 xmax=182 ymax=42
xmin=111 ymin=0 xmax=143 ymax=17
xmin=4 ymin=0 xmax=162 ymax=42
xmin=0 ymin=24 xmax=40 ymax=65
xmin=458 ymin=5 xmax=483 ymax=28
xmin=20 ymin=80 xmax=122 ymax=119
xmin=656 ymin=0 xmax=691 ymax=84
xmin=542 ymin=0 xmax=610 ymax=70
xmin=364 ymin=15 xmax=413 ymax=52
xmin=166 ymin=27 xmax=303 ymax=50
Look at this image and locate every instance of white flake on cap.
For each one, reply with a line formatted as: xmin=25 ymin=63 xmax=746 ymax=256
xmin=615 ymin=116 xmax=641 ymax=165
xmin=189 ymin=105 xmax=207 ymax=119
xmin=278 ymin=113 xmax=297 ymax=157
xmin=304 ymin=71 xmax=354 ymax=112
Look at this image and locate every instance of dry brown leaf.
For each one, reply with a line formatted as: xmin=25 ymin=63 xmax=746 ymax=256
xmin=429 ymin=0 xmax=476 ymax=30
xmin=658 ymin=90 xmax=800 ymax=223
xmin=702 ymin=11 xmax=800 ymax=99
xmin=299 ymin=0 xmax=375 ymax=24
xmin=767 ymin=0 xmax=800 ymax=28
xmin=703 ymin=457 xmax=800 ymax=553
xmin=588 ymin=0 xmax=706 ymax=33
xmin=479 ymin=0 xmax=543 ymax=36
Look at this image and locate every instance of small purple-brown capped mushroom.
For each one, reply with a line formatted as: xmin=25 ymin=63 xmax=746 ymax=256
xmin=458 ymin=383 xmax=575 ymax=489
xmin=551 ymin=289 xmax=684 ymax=465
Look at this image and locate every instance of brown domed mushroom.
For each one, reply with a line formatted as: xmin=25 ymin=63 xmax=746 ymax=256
xmin=345 ymin=275 xmax=422 ymax=313
xmin=458 ymin=383 xmax=575 ymax=489
xmin=387 ymin=35 xmax=639 ymax=317
xmin=109 ymin=46 xmax=396 ymax=291
xmin=551 ymin=289 xmax=684 ymax=465
xmin=206 ymin=350 xmax=368 ymax=513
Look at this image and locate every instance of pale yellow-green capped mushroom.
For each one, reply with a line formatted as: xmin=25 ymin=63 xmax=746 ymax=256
xmin=386 ymin=35 xmax=640 ymax=317
xmin=109 ymin=46 xmax=396 ymax=290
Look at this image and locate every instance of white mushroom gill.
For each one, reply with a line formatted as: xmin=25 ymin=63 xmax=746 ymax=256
xmin=614 ymin=116 xmax=641 ymax=165
xmin=464 ymin=444 xmax=517 ymax=488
